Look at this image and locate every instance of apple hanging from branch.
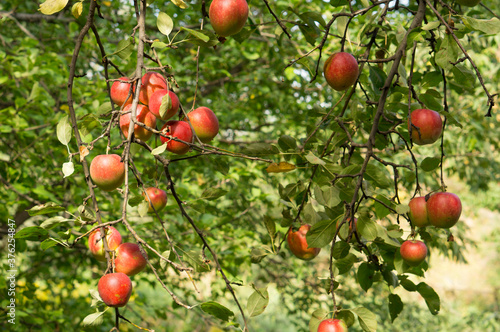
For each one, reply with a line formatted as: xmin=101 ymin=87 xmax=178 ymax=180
xmin=148 ymin=89 xmax=180 ymax=120
xmin=160 ymin=120 xmax=193 ymax=155
xmin=139 ymin=71 xmax=168 ymax=105
xmin=317 ymin=318 xmax=348 ymax=332
xmin=400 ymin=240 xmax=428 ymax=266
xmin=119 ymin=104 xmax=157 ymax=141
xmin=323 ymin=52 xmax=359 ymax=91
xmin=110 ymin=76 xmax=133 ymax=106
xmin=408 ymin=196 xmax=430 ymax=227
xmin=88 ymin=226 xmax=122 ymax=262
xmin=408 ymin=108 xmax=443 ymax=145
xmin=427 ymin=192 xmax=462 ymax=228
xmin=143 ymin=187 xmax=168 ymax=213
xmin=209 ymin=0 xmax=249 ymax=37
xmin=287 ymin=224 xmax=321 ymax=261
xmin=114 ymin=243 xmax=148 ymax=276
xmin=98 ymin=273 xmax=133 ymax=307
xmin=186 ymin=107 xmax=220 ymax=143
xmin=89 ymin=154 xmax=126 ymax=192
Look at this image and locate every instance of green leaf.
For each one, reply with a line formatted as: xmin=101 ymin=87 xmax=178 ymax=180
xmin=337 ymin=309 xmax=356 ymax=327
xmin=364 ymin=163 xmax=392 ymax=189
xmin=462 ymin=17 xmax=500 ymax=35
xmin=171 ymin=0 xmax=188 ymax=9
xmin=263 ymin=215 xmax=276 ymax=241
xmin=357 ymin=217 xmax=378 ymax=241
xmin=151 ymin=143 xmax=167 ymax=155
xmin=357 ymin=262 xmax=375 ymax=292
xmin=352 ymin=307 xmax=378 ymax=332
xmin=183 ymin=250 xmax=211 ymax=272
xmin=27 ymin=203 xmax=65 ymax=216
xmin=420 ymin=93 xmax=443 ymax=111
xmin=422 ymin=21 xmax=440 ymax=31
xmin=57 ymin=115 xmax=72 ymax=146
xmin=157 ymin=12 xmax=173 ymax=36
xmin=81 ymin=310 xmax=106 ymax=326
xmin=242 ymin=143 xmax=279 ymax=156
xmin=40 ymin=216 xmax=71 ymax=229
xmin=435 ymin=35 xmax=459 ymax=70
xmin=420 ymin=157 xmax=441 ymax=172
xmin=201 ymin=187 xmax=228 ymax=200
xmin=309 ymin=309 xmax=329 ymax=332
xmin=334 ymin=253 xmax=358 ymax=275
xmin=330 ymin=0 xmax=349 ymax=7
xmin=332 ymin=241 xmax=350 ymax=259
xmin=128 ymin=194 xmax=145 ymax=207
xmin=368 ymin=65 xmax=387 ymax=95
xmin=137 ymin=201 xmax=149 ymax=218
xmin=278 ymin=135 xmax=297 ymax=151
xmin=247 ymin=286 xmax=269 ymax=317
xmin=388 ymin=293 xmax=403 ymax=322
xmin=400 ymin=277 xmax=417 ymax=292
xmin=395 ymin=204 xmax=410 ymax=215
xmin=305 ymin=151 xmax=325 ymax=165
xmin=314 ymin=185 xmax=341 ymax=209
xmin=250 ymin=246 xmax=269 ymax=264
xmin=181 ymin=27 xmax=210 ymax=42
xmin=200 ymin=301 xmax=234 ymax=322
xmin=40 ymin=238 xmax=59 ymax=250
xmin=152 ymin=41 xmax=168 ymax=49
xmin=108 ymin=38 xmax=134 ymax=60
xmin=212 ymin=157 xmax=230 ymax=175
xmin=159 ymin=92 xmax=172 ymax=119
xmin=39 ymin=0 xmax=69 ymax=15
xmin=417 ymin=282 xmax=440 ymax=315
xmin=306 ymin=217 xmax=340 ymax=248
xmin=14 ymin=226 xmax=49 ymax=241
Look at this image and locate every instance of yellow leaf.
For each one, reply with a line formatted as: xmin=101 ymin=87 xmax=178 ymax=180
xmin=266 ymin=162 xmax=296 ymax=174
xmin=71 ymin=2 xmax=83 ymax=19
xmin=39 ymin=0 xmax=69 ymax=15
xmin=102 ymin=1 xmax=112 ymax=6
xmin=171 ymin=0 xmax=188 ymax=9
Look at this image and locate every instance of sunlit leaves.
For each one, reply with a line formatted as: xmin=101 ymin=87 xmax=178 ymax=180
xmin=247 ymin=286 xmax=269 ymax=317
xmin=39 ymin=0 xmax=68 ymax=15
xmin=57 ymin=115 xmax=72 ymax=146
xmin=435 ymin=35 xmax=459 ymax=70
xmin=157 ymin=12 xmax=173 ymax=37
xmin=71 ymin=1 xmax=83 ymax=19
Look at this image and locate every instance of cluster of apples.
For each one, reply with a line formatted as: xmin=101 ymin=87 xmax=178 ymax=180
xmin=111 ymin=71 xmax=220 ymax=155
xmin=88 ymin=226 xmax=147 ymax=307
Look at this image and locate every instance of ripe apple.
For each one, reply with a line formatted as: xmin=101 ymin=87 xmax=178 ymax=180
xmin=408 ymin=108 xmax=443 ymax=145
xmin=148 ymin=89 xmax=180 ymax=120
xmin=400 ymin=240 xmax=428 ymax=266
xmin=408 ymin=196 xmax=430 ymax=227
xmin=88 ymin=226 xmax=122 ymax=262
xmin=427 ymin=192 xmax=462 ymax=228
xmin=143 ymin=187 xmax=168 ymax=213
xmin=323 ymin=52 xmax=359 ymax=91
xmin=114 ymin=243 xmax=147 ymax=276
xmin=98 ymin=272 xmax=132 ymax=307
xmin=335 ymin=217 xmax=357 ymax=241
xmin=455 ymin=0 xmax=481 ymax=7
xmin=317 ymin=318 xmax=348 ymax=332
xmin=287 ymin=224 xmax=321 ymax=261
xmin=110 ymin=77 xmax=133 ymax=106
xmin=139 ymin=72 xmax=168 ymax=105
xmin=209 ymin=0 xmax=249 ymax=37
xmin=89 ymin=154 xmax=126 ymax=191
xmin=119 ymin=104 xmax=156 ymax=141
xmin=160 ymin=120 xmax=193 ymax=155
xmin=186 ymin=107 xmax=220 ymax=143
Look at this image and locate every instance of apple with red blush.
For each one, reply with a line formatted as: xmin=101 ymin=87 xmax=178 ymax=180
xmin=408 ymin=108 xmax=443 ymax=145
xmin=323 ymin=52 xmax=359 ymax=91
xmin=88 ymin=226 xmax=122 ymax=262
xmin=160 ymin=120 xmax=193 ymax=155
xmin=427 ymin=192 xmax=462 ymax=228
xmin=119 ymin=104 xmax=156 ymax=141
xmin=90 ymin=154 xmax=126 ymax=192
xmin=209 ymin=0 xmax=249 ymax=37
xmin=317 ymin=318 xmax=348 ymax=332
xmin=148 ymin=89 xmax=180 ymax=120
xmin=400 ymin=240 xmax=428 ymax=266
xmin=114 ymin=243 xmax=147 ymax=276
xmin=186 ymin=107 xmax=219 ymax=143
xmin=408 ymin=196 xmax=430 ymax=227
xmin=139 ymin=71 xmax=168 ymax=105
xmin=287 ymin=224 xmax=321 ymax=260
xmin=110 ymin=77 xmax=134 ymax=107
xmin=98 ymin=272 xmax=132 ymax=307
xmin=143 ymin=187 xmax=168 ymax=213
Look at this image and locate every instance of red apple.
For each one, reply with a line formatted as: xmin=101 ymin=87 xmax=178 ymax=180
xmin=209 ymin=0 xmax=249 ymax=37
xmin=88 ymin=226 xmax=122 ymax=262
xmin=110 ymin=77 xmax=133 ymax=107
xmin=114 ymin=243 xmax=147 ymax=276
xmin=160 ymin=120 xmax=193 ymax=155
xmin=455 ymin=0 xmax=481 ymax=7
xmin=186 ymin=107 xmax=219 ymax=143
xmin=323 ymin=52 xmax=359 ymax=91
xmin=408 ymin=108 xmax=443 ymax=145
xmin=143 ymin=187 xmax=168 ymax=213
xmin=408 ymin=197 xmax=430 ymax=227
xmin=427 ymin=192 xmax=462 ymax=228
xmin=335 ymin=217 xmax=357 ymax=241
xmin=317 ymin=318 xmax=348 ymax=332
xmin=98 ymin=272 xmax=132 ymax=307
xmin=400 ymin=240 xmax=428 ymax=266
xmin=287 ymin=224 xmax=321 ymax=261
xmin=119 ymin=104 xmax=156 ymax=141
xmin=89 ymin=154 xmax=126 ymax=191
xmin=139 ymin=72 xmax=168 ymax=105
xmin=148 ymin=89 xmax=180 ymax=120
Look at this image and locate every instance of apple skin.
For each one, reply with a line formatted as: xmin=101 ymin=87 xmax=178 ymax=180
xmin=455 ymin=0 xmax=481 ymax=7
xmin=160 ymin=120 xmax=193 ymax=155
xmin=119 ymin=104 xmax=157 ymax=141
xmin=114 ymin=243 xmax=148 ymax=276
xmin=98 ymin=273 xmax=132 ymax=307
xmin=186 ymin=107 xmax=220 ymax=143
xmin=209 ymin=0 xmax=249 ymax=37
xmin=88 ymin=226 xmax=122 ymax=262
xmin=427 ymin=192 xmax=462 ymax=228
xmin=148 ymin=89 xmax=180 ymax=120
xmin=139 ymin=72 xmax=168 ymax=105
xmin=143 ymin=187 xmax=168 ymax=213
xmin=89 ymin=154 xmax=126 ymax=192
xmin=317 ymin=318 xmax=348 ymax=332
xmin=110 ymin=77 xmax=133 ymax=107
xmin=408 ymin=197 xmax=430 ymax=227
xmin=323 ymin=52 xmax=359 ymax=91
xmin=287 ymin=224 xmax=321 ymax=261
xmin=408 ymin=108 xmax=443 ymax=145
xmin=335 ymin=218 xmax=357 ymax=241
xmin=400 ymin=240 xmax=428 ymax=266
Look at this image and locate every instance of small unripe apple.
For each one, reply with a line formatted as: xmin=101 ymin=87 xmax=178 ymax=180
xmin=119 ymin=104 xmax=156 ymax=141
xmin=98 ymin=273 xmax=132 ymax=307
xmin=139 ymin=72 xmax=168 ymax=105
xmin=323 ymin=52 xmax=359 ymax=91
xmin=287 ymin=224 xmax=321 ymax=261
xmin=143 ymin=187 xmax=168 ymax=213
xmin=427 ymin=192 xmax=462 ymax=228
xmin=160 ymin=121 xmax=193 ymax=155
xmin=400 ymin=240 xmax=428 ymax=266
xmin=88 ymin=226 xmax=122 ymax=262
xmin=408 ymin=109 xmax=443 ymax=145
xmin=186 ymin=107 xmax=220 ymax=143
xmin=148 ymin=89 xmax=180 ymax=120
xmin=454 ymin=0 xmax=481 ymax=7
xmin=110 ymin=77 xmax=133 ymax=106
xmin=317 ymin=318 xmax=348 ymax=332
xmin=209 ymin=0 xmax=249 ymax=37
xmin=408 ymin=197 xmax=430 ymax=227
xmin=89 ymin=154 xmax=126 ymax=192
xmin=114 ymin=243 xmax=148 ymax=276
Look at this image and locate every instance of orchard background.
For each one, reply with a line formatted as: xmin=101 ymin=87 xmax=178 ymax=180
xmin=1 ymin=0 xmax=499 ymax=331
